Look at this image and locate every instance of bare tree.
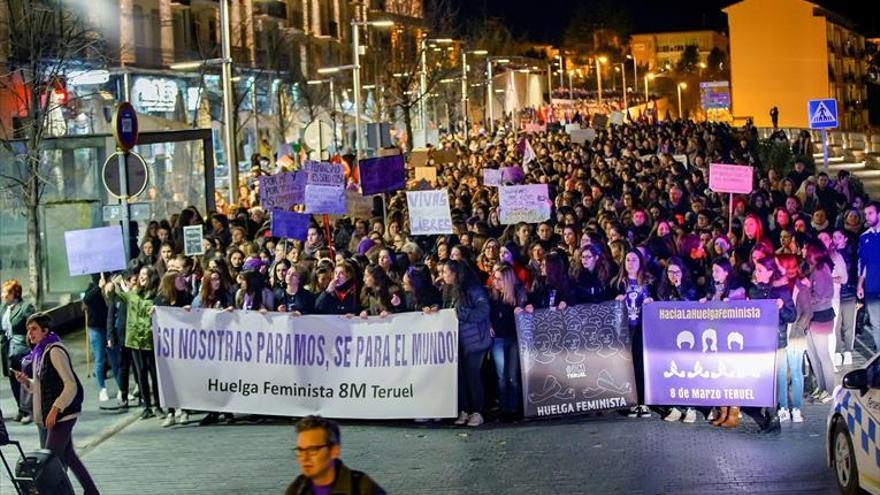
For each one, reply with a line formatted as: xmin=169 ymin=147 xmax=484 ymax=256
xmin=0 ymin=0 xmax=105 ymax=306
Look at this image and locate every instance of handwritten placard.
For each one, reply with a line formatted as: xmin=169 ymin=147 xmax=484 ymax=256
xmin=709 ymin=163 xmax=754 ymax=194
xmin=271 ymin=210 xmax=311 ymax=240
xmin=183 ymin=225 xmax=204 ymax=256
xmin=414 ymin=167 xmax=438 ymax=185
xmin=304 ymin=184 xmax=346 ymax=215
xmin=569 ymin=128 xmax=596 ymax=145
xmin=483 ymin=169 xmax=501 ymax=187
xmin=359 ymin=154 xmax=406 ymax=195
xmin=259 ymin=172 xmax=299 ymax=210
xmin=499 ymin=184 xmax=551 ymax=225
xmin=305 ymin=161 xmax=344 ymax=186
xmin=407 ymin=189 xmax=453 ymax=235
xmin=64 ymin=225 xmax=127 ymax=276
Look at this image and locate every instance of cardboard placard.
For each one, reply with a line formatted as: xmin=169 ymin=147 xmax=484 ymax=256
xmin=64 ymin=225 xmax=127 ymax=276
xmin=407 ymin=189 xmax=453 ymax=235
xmin=183 ymin=225 xmax=205 ymax=256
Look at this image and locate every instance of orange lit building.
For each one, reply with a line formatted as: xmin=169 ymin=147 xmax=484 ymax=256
xmin=629 ymin=30 xmax=728 ymax=71
xmin=724 ymin=0 xmax=869 ymax=130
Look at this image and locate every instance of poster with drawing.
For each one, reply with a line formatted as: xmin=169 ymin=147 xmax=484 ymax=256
xmin=515 ymin=302 xmax=636 ymax=419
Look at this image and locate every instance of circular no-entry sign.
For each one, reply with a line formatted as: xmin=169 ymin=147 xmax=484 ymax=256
xmin=102 ymin=151 xmax=149 ymax=199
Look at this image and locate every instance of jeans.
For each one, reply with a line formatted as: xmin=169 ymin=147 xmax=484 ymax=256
xmin=866 ymin=297 xmax=880 ymax=352
xmin=131 ymin=349 xmax=160 ymax=410
xmin=835 ymin=299 xmax=857 ymax=353
xmin=458 ymin=348 xmax=485 ymax=414
xmin=88 ymin=327 xmax=120 ymax=390
xmin=39 ymin=419 xmax=99 ymax=494
xmin=806 ymin=322 xmax=836 ymax=394
xmin=777 ymin=339 xmax=805 ymax=409
xmin=491 ymin=338 xmax=521 ymax=414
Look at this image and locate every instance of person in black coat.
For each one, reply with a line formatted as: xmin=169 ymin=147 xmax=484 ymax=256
xmin=572 ymin=244 xmax=613 ymax=304
xmin=315 ymin=261 xmax=360 ymax=315
xmin=83 ymin=273 xmax=113 ymax=403
xmin=276 ymin=269 xmax=316 ymax=315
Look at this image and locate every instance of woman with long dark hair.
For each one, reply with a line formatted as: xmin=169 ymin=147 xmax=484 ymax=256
xmin=572 ymin=244 xmax=613 ymax=304
xmin=360 ymin=265 xmax=403 ymax=317
xmin=153 ymin=270 xmax=193 ymax=427
xmin=490 ymin=263 xmax=527 ymax=421
xmin=269 ymin=259 xmax=292 ymax=302
xmin=315 ymin=260 xmax=361 ymax=315
xmin=234 ymin=270 xmax=274 ymax=311
xmin=802 ymin=238 xmax=836 ymax=402
xmin=612 ymin=249 xmax=655 ymax=418
xmin=528 ymin=251 xmax=574 ymax=311
xmin=192 ymin=268 xmax=233 ymax=310
xmin=401 ymin=265 xmax=441 ymax=312
xmin=440 ymin=259 xmax=491 ymax=427
xmin=276 ymin=268 xmax=316 ymax=315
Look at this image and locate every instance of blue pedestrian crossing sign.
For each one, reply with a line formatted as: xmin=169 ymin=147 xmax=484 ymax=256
xmin=807 ymin=98 xmax=838 ymax=129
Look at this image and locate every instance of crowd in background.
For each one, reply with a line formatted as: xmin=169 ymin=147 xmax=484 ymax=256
xmin=4 ymin=111 xmax=880 ymax=433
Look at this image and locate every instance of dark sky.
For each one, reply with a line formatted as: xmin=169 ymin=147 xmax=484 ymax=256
xmin=453 ymin=0 xmax=880 ymax=43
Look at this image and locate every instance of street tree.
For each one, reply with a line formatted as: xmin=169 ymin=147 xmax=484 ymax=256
xmin=676 ymin=44 xmax=700 ymax=74
xmin=706 ymin=47 xmax=729 ymax=79
xmin=0 ymin=0 xmax=105 ymax=307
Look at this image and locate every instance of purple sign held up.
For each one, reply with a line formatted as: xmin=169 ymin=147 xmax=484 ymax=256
xmin=358 ymin=154 xmax=405 ymax=195
xmin=271 ymin=210 xmax=310 ymax=240
xmin=642 ymin=300 xmax=779 ymax=408
xmin=500 ymin=166 xmax=525 ymax=184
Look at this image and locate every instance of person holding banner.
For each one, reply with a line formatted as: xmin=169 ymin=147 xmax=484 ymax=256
xmin=439 ymin=260 xmax=491 ymax=427
xmin=191 ymin=269 xmax=234 ymax=310
xmin=527 ymin=252 xmax=574 ymax=312
xmin=401 ymin=265 xmax=441 ymax=312
xmin=572 ymin=244 xmax=613 ymax=304
xmin=490 ymin=263 xmax=528 ymax=421
xmin=359 ymin=265 xmax=403 ymax=317
xmin=612 ymin=250 xmax=655 ymax=419
xmin=276 ymin=269 xmax=316 ymax=315
xmin=153 ymin=271 xmax=194 ymax=427
xmin=315 ymin=261 xmax=361 ymax=316
xmin=234 ymin=270 xmax=274 ymax=312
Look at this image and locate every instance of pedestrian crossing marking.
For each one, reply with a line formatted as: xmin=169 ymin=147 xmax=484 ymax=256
xmin=810 ymin=101 xmax=835 ymax=124
xmin=807 ymin=98 xmax=838 ymax=129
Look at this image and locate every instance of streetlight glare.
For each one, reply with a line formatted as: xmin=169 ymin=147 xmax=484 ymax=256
xmin=369 ymin=20 xmax=395 ymax=27
xmin=317 ymin=67 xmax=340 ymax=74
xmin=306 ymin=80 xmax=324 ymax=85
xmin=471 ymin=50 xmax=489 ymax=55
xmin=598 ymin=56 xmax=608 ymax=63
xmin=679 ymin=82 xmax=688 ymax=89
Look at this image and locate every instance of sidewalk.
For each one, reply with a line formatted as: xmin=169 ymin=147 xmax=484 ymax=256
xmin=0 ymin=328 xmax=139 ymax=491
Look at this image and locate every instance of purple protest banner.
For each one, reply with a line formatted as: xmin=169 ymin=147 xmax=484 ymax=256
xmin=358 ymin=154 xmax=406 ymax=195
xmin=642 ymin=300 xmax=779 ymax=407
xmin=271 ymin=210 xmax=310 ymax=240
xmin=259 ymin=172 xmax=298 ymax=210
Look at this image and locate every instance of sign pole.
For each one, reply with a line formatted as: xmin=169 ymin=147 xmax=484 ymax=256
xmin=822 ymin=129 xmax=829 ymax=172
xmin=117 ymin=151 xmax=131 ymax=262
xmin=728 ymin=193 xmax=734 ymax=235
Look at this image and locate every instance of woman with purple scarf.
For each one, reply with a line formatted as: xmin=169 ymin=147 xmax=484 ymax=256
xmin=14 ymin=313 xmax=98 ymax=494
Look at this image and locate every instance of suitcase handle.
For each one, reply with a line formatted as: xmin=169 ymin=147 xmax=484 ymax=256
xmin=0 ymin=440 xmax=31 ymax=495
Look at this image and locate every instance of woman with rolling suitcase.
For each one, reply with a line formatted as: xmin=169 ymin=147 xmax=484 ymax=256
xmin=13 ymin=313 xmax=99 ymax=494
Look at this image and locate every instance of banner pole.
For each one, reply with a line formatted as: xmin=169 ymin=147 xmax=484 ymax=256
xmin=728 ymin=192 xmax=734 ymax=235
xmin=84 ymin=311 xmax=92 ymax=378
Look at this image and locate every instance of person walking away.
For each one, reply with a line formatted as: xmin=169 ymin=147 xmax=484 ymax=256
xmin=802 ymin=239 xmax=836 ymax=403
xmin=286 ymin=416 xmax=385 ymax=495
xmin=13 ymin=313 xmax=99 ymax=494
xmin=1 ymin=279 xmax=35 ymax=423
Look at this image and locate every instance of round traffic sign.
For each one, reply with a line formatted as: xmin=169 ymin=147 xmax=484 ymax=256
xmin=102 ymin=151 xmax=149 ymax=199
xmin=303 ymin=119 xmax=334 ymax=155
xmin=113 ymin=102 xmax=139 ymax=151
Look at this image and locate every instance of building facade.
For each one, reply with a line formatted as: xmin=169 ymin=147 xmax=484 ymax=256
xmin=724 ymin=0 xmax=869 ymax=130
xmin=630 ymin=30 xmax=728 ymax=71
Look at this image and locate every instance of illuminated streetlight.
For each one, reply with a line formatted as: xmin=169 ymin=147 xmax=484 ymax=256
xmin=596 ymin=56 xmax=608 ymax=105
xmin=677 ymin=82 xmax=687 ymax=119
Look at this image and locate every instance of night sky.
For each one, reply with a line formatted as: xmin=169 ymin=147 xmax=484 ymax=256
xmin=453 ymin=0 xmax=880 ymax=43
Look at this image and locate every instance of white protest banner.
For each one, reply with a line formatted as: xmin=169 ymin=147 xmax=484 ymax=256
xmin=499 ymin=184 xmax=551 ymax=225
xmin=183 ymin=225 xmax=204 ymax=256
xmin=610 ymin=111 xmax=625 ymax=125
xmin=64 ymin=225 xmax=127 ymax=276
xmin=406 ymin=189 xmax=453 ymax=235
xmin=569 ymin=128 xmax=596 ymax=145
xmin=305 ymin=184 xmax=346 ymax=215
xmin=305 ymin=161 xmax=344 ymax=186
xmin=709 ymin=163 xmax=754 ymax=194
xmin=259 ymin=172 xmax=299 ymax=210
xmin=153 ymin=307 xmax=459 ymax=419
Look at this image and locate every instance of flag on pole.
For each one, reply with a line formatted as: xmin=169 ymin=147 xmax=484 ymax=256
xmin=519 ymin=137 xmax=536 ymax=173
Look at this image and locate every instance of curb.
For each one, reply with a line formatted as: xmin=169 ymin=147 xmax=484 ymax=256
xmin=78 ymin=410 xmax=141 ymax=457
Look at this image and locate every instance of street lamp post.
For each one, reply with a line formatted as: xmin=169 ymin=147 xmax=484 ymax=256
xmin=219 ymin=0 xmax=237 ymax=203
xmin=677 ymin=82 xmax=687 ymax=119
xmin=627 ymin=54 xmax=638 ymax=103
xmin=556 ymin=55 xmax=564 ymax=90
xmin=486 ymin=57 xmax=509 ymax=135
xmin=618 ymin=63 xmax=628 ymax=110
xmin=350 ymin=19 xmax=393 ymax=160
xmin=461 ymin=49 xmax=487 ymax=143
xmin=644 ymin=72 xmax=654 ymax=101
xmin=307 ymin=78 xmax=338 ymax=151
xmin=595 ymin=56 xmax=607 ymax=106
xmin=547 ymin=63 xmax=553 ymax=102
xmin=568 ymin=70 xmax=573 ymax=100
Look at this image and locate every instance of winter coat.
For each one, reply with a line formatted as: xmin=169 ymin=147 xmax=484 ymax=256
xmin=446 ymin=285 xmax=492 ymax=355
xmin=748 ymin=283 xmax=796 ymax=348
xmin=285 ymin=460 xmax=385 ymax=495
xmin=315 ymin=280 xmax=360 ymax=315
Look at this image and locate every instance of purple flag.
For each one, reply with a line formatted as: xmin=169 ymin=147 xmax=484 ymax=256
xmin=271 ymin=210 xmax=310 ymax=240
xmin=642 ymin=300 xmax=779 ymax=408
xmin=358 ymin=154 xmax=405 ymax=195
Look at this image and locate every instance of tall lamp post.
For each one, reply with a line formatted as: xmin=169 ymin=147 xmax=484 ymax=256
xmin=417 ymin=37 xmax=454 ymax=145
xmin=677 ymin=82 xmax=687 ymax=119
xmin=556 ymin=54 xmax=564 ymax=90
xmin=350 ymin=19 xmax=394 ymax=160
xmin=644 ymin=72 xmax=655 ymax=101
xmin=627 ymin=54 xmax=638 ymax=103
xmin=617 ymin=63 xmax=628 ymax=109
xmin=486 ymin=57 xmax=510 ymax=134
xmin=461 ymin=49 xmax=487 ymax=143
xmin=595 ymin=56 xmax=607 ymax=105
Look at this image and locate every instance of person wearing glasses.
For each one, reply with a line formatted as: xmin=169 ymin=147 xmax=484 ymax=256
xmin=285 ymin=416 xmax=385 ymax=495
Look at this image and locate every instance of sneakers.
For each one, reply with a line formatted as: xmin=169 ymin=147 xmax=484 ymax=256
xmin=843 ymin=352 xmax=853 ymax=366
xmin=466 ymin=412 xmax=484 ymax=427
xmin=778 ymin=408 xmax=791 ymax=422
xmin=639 ymin=405 xmax=651 ymax=418
xmin=161 ymin=413 xmax=175 ymax=427
xmin=177 ymin=411 xmax=190 ymax=425
xmin=98 ymin=388 xmax=109 ymax=402
xmin=140 ymin=408 xmax=155 ymax=420
xmin=20 ymin=415 xmax=32 ymax=425
xmin=817 ymin=391 xmax=833 ymax=404
xmin=627 ymin=406 xmax=640 ymax=418
xmin=706 ymin=409 xmax=716 ymax=422
xmin=833 ymin=353 xmax=843 ymax=366
xmin=682 ymin=408 xmax=697 ymax=424
xmin=454 ymin=411 xmax=469 ymax=426
xmin=663 ymin=408 xmax=682 ymax=422
xmin=791 ymin=408 xmax=804 ymax=422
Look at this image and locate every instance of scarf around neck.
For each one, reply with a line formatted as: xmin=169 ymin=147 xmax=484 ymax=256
xmin=21 ymin=332 xmax=62 ymax=373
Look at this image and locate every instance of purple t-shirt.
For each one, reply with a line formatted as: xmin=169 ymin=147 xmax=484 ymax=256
xmin=312 ymin=484 xmax=332 ymax=495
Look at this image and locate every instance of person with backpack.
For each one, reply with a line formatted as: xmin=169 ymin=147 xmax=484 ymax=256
xmin=13 ymin=313 xmax=98 ymax=495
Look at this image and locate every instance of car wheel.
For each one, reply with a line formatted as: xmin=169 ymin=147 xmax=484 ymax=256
xmin=833 ymin=418 xmax=860 ymax=495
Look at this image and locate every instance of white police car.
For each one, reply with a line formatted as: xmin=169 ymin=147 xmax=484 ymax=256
xmin=827 ymin=353 xmax=880 ymax=494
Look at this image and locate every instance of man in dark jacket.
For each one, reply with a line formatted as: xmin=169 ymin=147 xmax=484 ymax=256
xmin=285 ymin=416 xmax=385 ymax=495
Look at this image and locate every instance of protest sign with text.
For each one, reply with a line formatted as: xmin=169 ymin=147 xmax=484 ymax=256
xmin=483 ymin=169 xmax=501 ymax=187
xmin=642 ymin=300 xmax=778 ymax=407
xmin=406 ymin=189 xmax=453 ymax=235
xmin=153 ymin=307 xmax=459 ymax=419
xmin=709 ymin=163 xmax=754 ymax=194
xmin=305 ymin=161 xmax=345 ymax=187
xmin=305 ymin=184 xmax=346 ymax=215
xmin=259 ymin=172 xmax=299 ymax=210
xmin=359 ymin=154 xmax=405 ymax=195
xmin=499 ymin=184 xmax=551 ymax=224
xmin=183 ymin=225 xmax=204 ymax=256
xmin=64 ymin=226 xmax=127 ymax=276
xmin=516 ymin=302 xmax=637 ymax=418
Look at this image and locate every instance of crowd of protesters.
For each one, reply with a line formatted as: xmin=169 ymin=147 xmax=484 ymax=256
xmin=4 ymin=110 xmax=880 ymax=435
